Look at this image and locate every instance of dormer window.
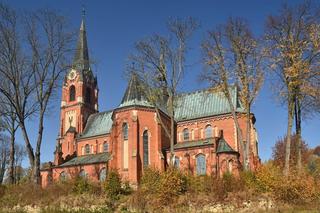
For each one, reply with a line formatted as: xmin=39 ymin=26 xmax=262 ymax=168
xmin=69 ymin=85 xmax=76 ymax=101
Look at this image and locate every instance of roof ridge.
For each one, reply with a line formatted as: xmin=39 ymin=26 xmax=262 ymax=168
xmin=176 ymin=85 xmax=237 ymax=97
xmin=88 ymin=109 xmax=114 ymax=118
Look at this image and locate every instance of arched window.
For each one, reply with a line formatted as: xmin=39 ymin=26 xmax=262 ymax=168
xmin=79 ymin=169 xmax=87 ymax=179
xmin=196 ymin=154 xmax=206 ymax=175
xmin=183 ymin=128 xmax=189 ymax=141
xmin=103 ymin=142 xmax=109 ymax=152
xmin=85 ymin=144 xmax=90 ymax=154
xmin=59 ymin=171 xmax=68 ymax=181
xmin=99 ymin=168 xmax=107 ymax=182
xmin=123 ymin=123 xmax=128 ymax=140
xmin=69 ymin=85 xmax=76 ymax=101
xmin=174 ymin=157 xmax=180 ymax=168
xmin=143 ymin=130 xmax=149 ymax=166
xmin=205 ymin=125 xmax=212 ymax=139
xmin=85 ymin=87 xmax=91 ymax=104
xmin=123 ymin=123 xmax=128 ymax=169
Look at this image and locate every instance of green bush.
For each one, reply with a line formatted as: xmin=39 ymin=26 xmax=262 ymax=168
xmin=103 ymin=169 xmax=122 ymax=201
xmin=72 ymin=178 xmax=92 ymax=194
xmin=122 ymin=180 xmax=133 ymax=195
xmin=186 ymin=175 xmax=213 ymax=193
xmin=140 ymin=167 xmax=160 ymax=193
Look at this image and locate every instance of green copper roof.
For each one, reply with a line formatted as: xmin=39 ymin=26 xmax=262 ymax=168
xmin=73 ymin=19 xmax=90 ymax=71
xmin=78 ymin=111 xmax=113 ymax=139
xmin=173 ymin=138 xmax=214 ymax=150
xmin=174 ymin=86 xmax=244 ymax=122
xmin=58 ymin=153 xmax=111 ymax=167
xmin=216 ymin=138 xmax=236 ymax=153
xmin=118 ymin=73 xmax=153 ymax=108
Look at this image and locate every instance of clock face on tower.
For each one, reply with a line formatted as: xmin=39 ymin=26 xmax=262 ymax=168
xmin=68 ymin=69 xmax=77 ymax=80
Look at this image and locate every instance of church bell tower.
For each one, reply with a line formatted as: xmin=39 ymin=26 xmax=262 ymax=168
xmin=56 ymin=14 xmax=98 ymax=160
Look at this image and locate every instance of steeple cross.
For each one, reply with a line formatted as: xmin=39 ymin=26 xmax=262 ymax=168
xmin=82 ymin=5 xmax=86 ymax=18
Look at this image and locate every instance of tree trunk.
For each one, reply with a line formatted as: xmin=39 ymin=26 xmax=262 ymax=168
xmin=224 ymin=89 xmax=245 ymax=169
xmin=0 ymin=149 xmax=6 ymax=184
xmin=295 ymin=97 xmax=302 ymax=172
xmin=169 ymin=95 xmax=175 ymax=166
xmin=19 ymin=121 xmax=35 ymax=170
xmin=33 ymin=151 xmax=41 ymax=184
xmin=8 ymin=120 xmax=15 ymax=184
xmin=33 ymin=110 xmax=45 ymax=184
xmin=245 ymin=106 xmax=251 ymax=171
xmin=284 ymin=98 xmax=294 ymax=176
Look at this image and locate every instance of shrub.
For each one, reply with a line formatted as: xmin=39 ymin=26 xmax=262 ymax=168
xmin=240 ymin=170 xmax=257 ymax=189
xmin=255 ymin=162 xmax=282 ymax=193
xmin=157 ymin=167 xmax=187 ymax=202
xmin=103 ymin=169 xmax=122 ymax=201
xmin=72 ymin=178 xmax=93 ymax=194
xmin=253 ymin=162 xmax=320 ymax=204
xmin=135 ymin=167 xmax=188 ymax=209
xmin=186 ymin=175 xmax=213 ymax=193
xmin=140 ymin=167 xmax=160 ymax=193
xmin=273 ymin=172 xmax=319 ymax=204
xmin=122 ymin=180 xmax=133 ymax=195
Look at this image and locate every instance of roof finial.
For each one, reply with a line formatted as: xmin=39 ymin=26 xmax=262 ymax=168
xmin=82 ymin=4 xmax=86 ymax=19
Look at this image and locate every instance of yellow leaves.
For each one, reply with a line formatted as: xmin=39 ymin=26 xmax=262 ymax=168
xmin=254 ymin=163 xmax=320 ymax=204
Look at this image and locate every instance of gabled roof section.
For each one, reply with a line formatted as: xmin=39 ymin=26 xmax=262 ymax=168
xmin=78 ymin=111 xmax=113 ymax=139
xmin=57 ymin=152 xmax=110 ymax=167
xmin=174 ymin=86 xmax=244 ymax=122
xmin=118 ymin=73 xmax=153 ymax=108
xmin=216 ymin=137 xmax=237 ymax=153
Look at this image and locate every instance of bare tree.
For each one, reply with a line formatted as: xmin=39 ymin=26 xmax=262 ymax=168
xmin=201 ymin=18 xmax=264 ymax=170
xmin=129 ymin=17 xmax=198 ymax=165
xmin=0 ymin=4 xmax=74 ymax=184
xmin=0 ymin=4 xmax=34 ymax=184
xmin=0 ymin=133 xmax=9 ymax=184
xmin=265 ymin=1 xmax=320 ymax=175
xmin=13 ymin=143 xmax=26 ymax=183
xmin=0 ymin=102 xmax=19 ymax=184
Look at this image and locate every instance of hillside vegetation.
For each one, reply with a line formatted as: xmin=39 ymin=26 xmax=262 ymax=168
xmin=0 ymin=161 xmax=319 ymax=213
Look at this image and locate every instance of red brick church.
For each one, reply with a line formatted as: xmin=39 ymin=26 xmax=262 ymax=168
xmin=40 ymin=18 xmax=260 ymax=187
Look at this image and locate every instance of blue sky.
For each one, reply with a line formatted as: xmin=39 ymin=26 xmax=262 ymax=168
xmin=5 ymin=0 xmax=319 ymax=166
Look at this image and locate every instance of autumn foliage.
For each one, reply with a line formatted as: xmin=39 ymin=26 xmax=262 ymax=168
xmin=272 ymin=135 xmax=309 ymax=169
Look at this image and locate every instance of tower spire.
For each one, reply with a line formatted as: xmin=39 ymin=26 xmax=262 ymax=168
xmin=73 ymin=7 xmax=89 ymax=71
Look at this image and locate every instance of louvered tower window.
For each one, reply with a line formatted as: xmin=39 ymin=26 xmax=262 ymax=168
xmin=69 ymin=85 xmax=76 ymax=101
